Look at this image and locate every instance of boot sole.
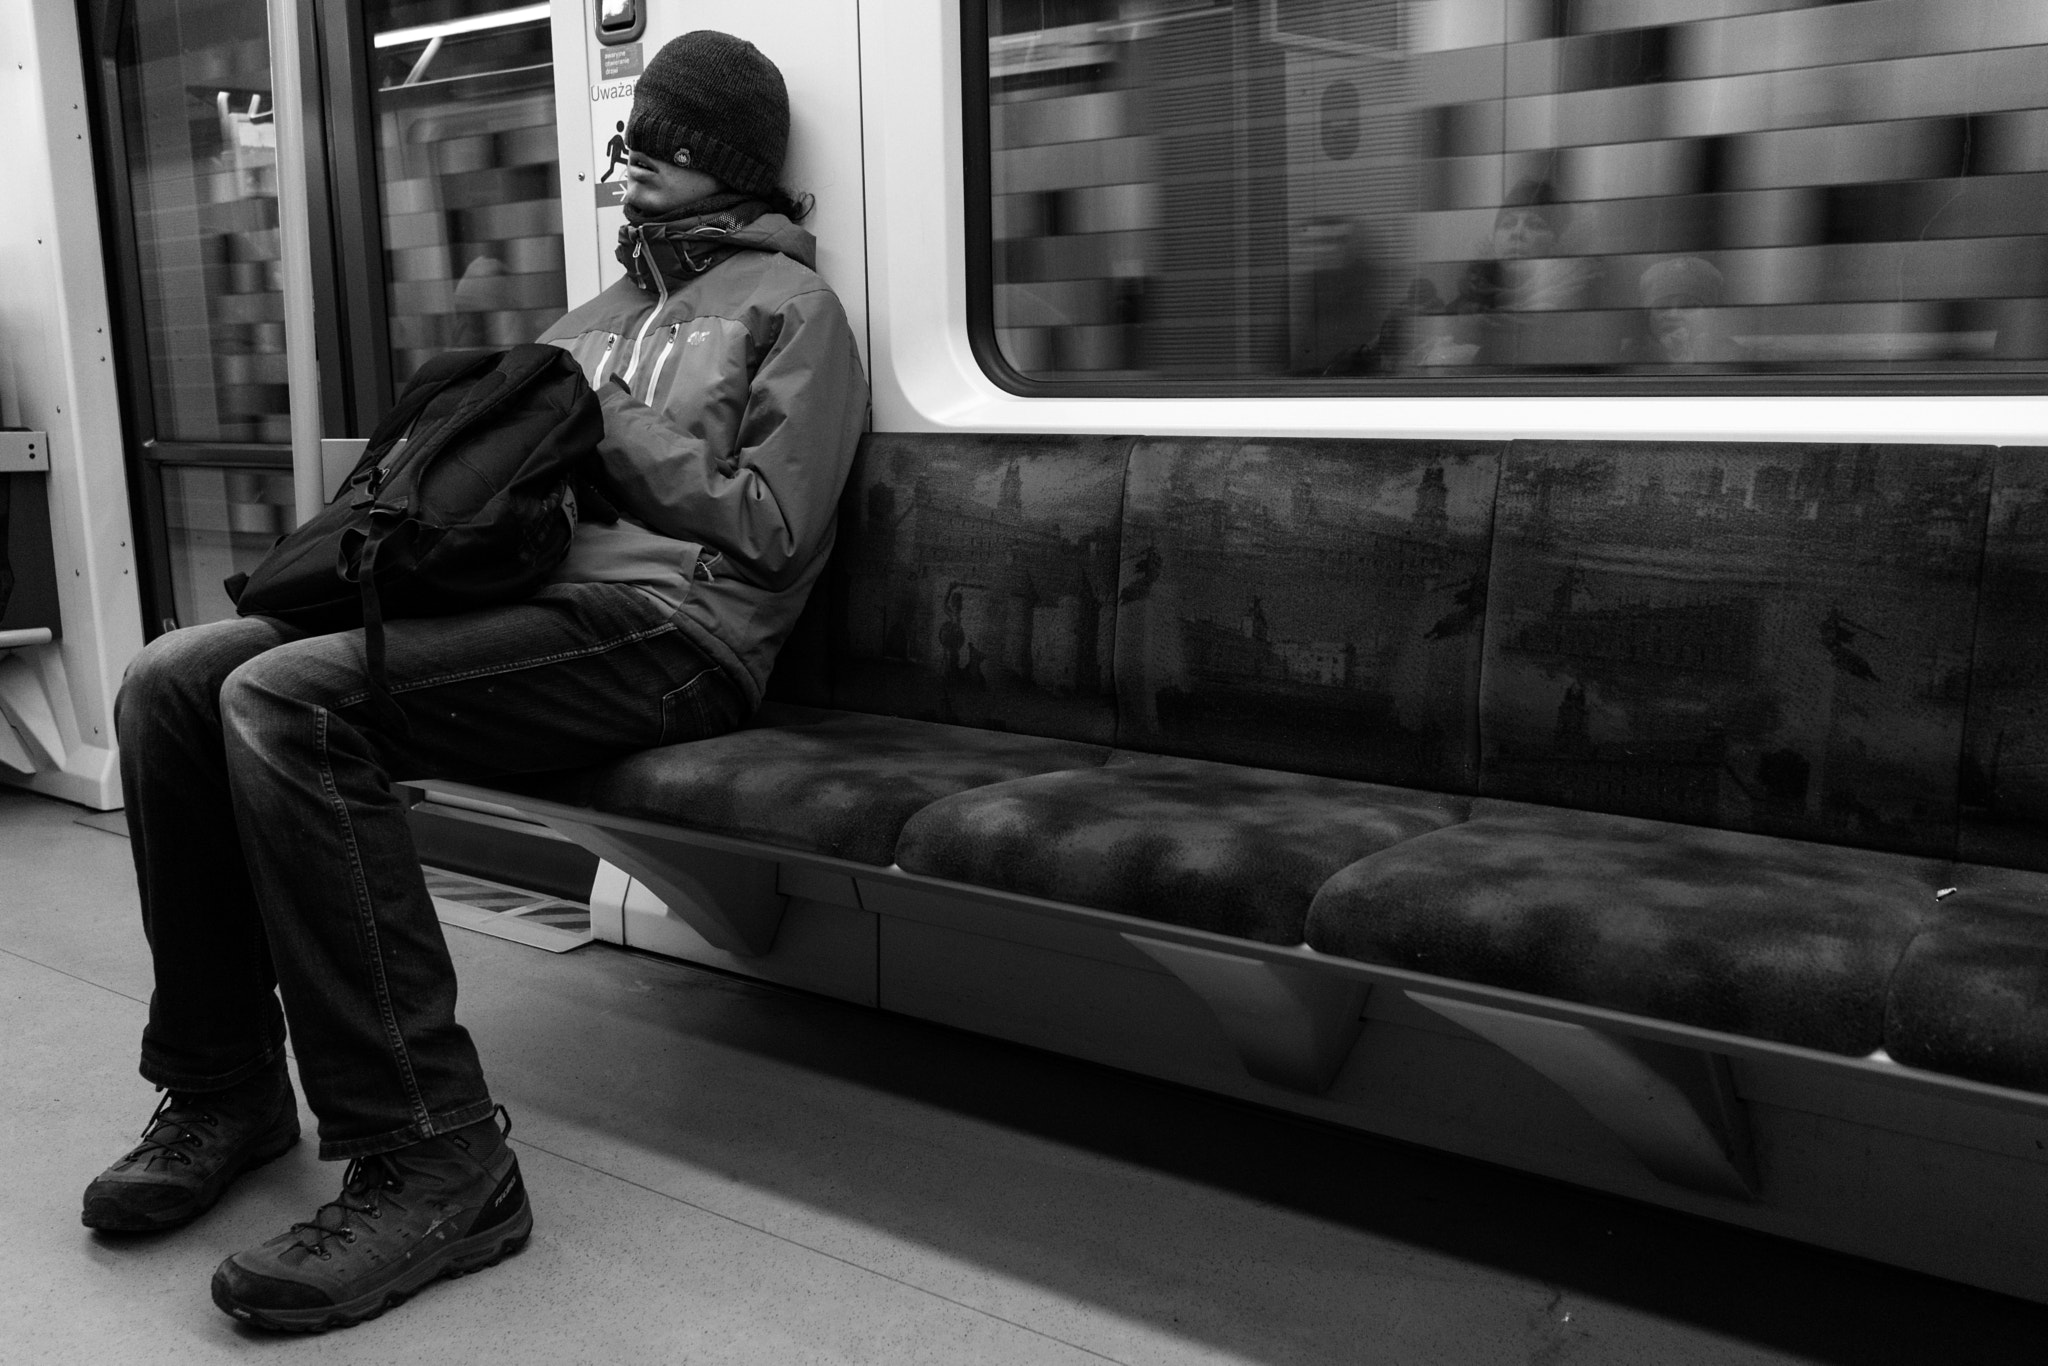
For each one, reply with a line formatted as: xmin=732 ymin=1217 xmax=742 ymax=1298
xmin=209 ymin=1198 xmax=533 ymax=1333
xmin=82 ymin=1115 xmax=302 ymax=1233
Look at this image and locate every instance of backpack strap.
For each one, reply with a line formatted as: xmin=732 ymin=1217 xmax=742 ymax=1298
xmin=340 ymin=352 xmax=507 ymax=735
xmin=350 ymin=509 xmax=418 ymax=738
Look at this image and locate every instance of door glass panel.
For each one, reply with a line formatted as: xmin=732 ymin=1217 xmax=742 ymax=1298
xmin=115 ymin=0 xmax=291 ymax=442
xmin=365 ymin=1 xmax=566 ymax=388
xmin=159 ymin=466 xmax=295 ymax=627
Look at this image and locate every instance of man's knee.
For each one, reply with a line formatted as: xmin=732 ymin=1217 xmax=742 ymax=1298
xmin=119 ymin=628 xmax=239 ymax=736
xmin=119 ymin=619 xmax=295 ymax=742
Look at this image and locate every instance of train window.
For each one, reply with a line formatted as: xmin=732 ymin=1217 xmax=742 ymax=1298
xmin=110 ymin=0 xmax=293 ymax=443
xmin=972 ymin=1 xmax=2048 ymax=394
xmin=367 ymin=1 xmax=567 ymax=389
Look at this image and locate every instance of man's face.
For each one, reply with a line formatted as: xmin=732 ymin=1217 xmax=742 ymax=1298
xmin=620 ymin=145 xmax=722 ymax=216
xmin=1652 ymin=303 xmax=1711 ymax=361
xmin=1492 ymin=206 xmax=1558 ymax=259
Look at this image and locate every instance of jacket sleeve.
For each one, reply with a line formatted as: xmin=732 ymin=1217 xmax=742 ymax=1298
xmin=589 ymin=286 xmax=868 ymax=592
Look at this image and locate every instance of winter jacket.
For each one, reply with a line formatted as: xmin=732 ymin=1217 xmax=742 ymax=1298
xmin=537 ymin=211 xmax=867 ymax=711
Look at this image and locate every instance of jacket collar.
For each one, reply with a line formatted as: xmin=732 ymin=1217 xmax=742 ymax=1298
xmin=616 ymin=194 xmax=766 ymax=291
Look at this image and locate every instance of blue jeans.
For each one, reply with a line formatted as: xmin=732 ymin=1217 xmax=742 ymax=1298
xmin=117 ymin=581 xmax=745 ymax=1159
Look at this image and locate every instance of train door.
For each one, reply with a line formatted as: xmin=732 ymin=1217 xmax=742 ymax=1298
xmin=85 ymin=0 xmax=576 ymax=635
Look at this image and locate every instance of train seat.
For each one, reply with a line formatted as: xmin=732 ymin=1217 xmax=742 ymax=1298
xmin=895 ymin=752 xmax=1469 ymax=946
xmin=464 ymin=427 xmax=2048 ymax=1093
xmin=561 ymin=705 xmax=1109 ymax=867
xmin=1303 ymin=799 xmax=1945 ymax=1058
xmin=1885 ymin=867 xmax=2048 ymax=1090
xmin=439 ymin=425 xmax=2048 ymax=1299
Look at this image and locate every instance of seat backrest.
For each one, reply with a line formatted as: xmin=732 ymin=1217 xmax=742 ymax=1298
xmin=782 ymin=430 xmax=2048 ymax=870
xmin=809 ymin=431 xmax=1130 ymax=746
xmin=1109 ymin=436 xmax=1504 ymax=791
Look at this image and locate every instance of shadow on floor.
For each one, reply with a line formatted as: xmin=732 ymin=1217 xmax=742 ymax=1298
xmin=483 ymin=942 xmax=2048 ymax=1366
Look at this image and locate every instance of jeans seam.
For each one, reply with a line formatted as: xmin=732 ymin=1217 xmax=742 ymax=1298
xmin=317 ymin=1098 xmax=499 ymax=1161
xmin=330 ymin=621 xmax=678 ymax=711
xmin=660 ymin=665 xmax=721 ymax=744
xmin=315 ymin=705 xmax=434 ymax=1135
xmin=137 ymin=1039 xmax=288 ymax=1094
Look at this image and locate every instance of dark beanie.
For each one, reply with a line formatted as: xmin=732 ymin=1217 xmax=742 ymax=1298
xmin=626 ymin=31 xmax=788 ymax=197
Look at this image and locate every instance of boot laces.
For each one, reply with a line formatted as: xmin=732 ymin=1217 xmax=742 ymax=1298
xmin=125 ymin=1090 xmax=220 ymax=1168
xmin=284 ymin=1108 xmax=510 ymax=1259
xmin=289 ymin=1155 xmax=402 ymax=1259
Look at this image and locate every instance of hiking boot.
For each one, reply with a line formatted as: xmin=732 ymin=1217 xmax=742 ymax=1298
xmin=82 ymin=1066 xmax=300 ymax=1232
xmin=210 ymin=1108 xmax=531 ymax=1333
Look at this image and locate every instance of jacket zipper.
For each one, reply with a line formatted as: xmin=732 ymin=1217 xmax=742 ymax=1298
xmin=644 ymin=323 xmax=683 ymax=399
xmin=592 ymin=332 xmax=618 ymax=384
xmin=619 ymin=235 xmax=671 ymax=387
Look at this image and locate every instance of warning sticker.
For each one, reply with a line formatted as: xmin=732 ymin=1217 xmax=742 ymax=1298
xmin=594 ymin=180 xmax=626 ymax=207
xmin=600 ymin=43 xmax=643 ymax=80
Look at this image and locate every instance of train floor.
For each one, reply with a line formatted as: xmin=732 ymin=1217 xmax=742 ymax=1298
xmin=6 ymin=784 xmax=2047 ymax=1365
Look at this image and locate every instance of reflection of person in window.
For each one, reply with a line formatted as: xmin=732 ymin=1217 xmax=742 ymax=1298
xmin=1625 ymin=256 xmax=1741 ymax=368
xmin=1414 ymin=179 xmax=1601 ymax=369
xmin=446 ymin=254 xmax=510 ymax=350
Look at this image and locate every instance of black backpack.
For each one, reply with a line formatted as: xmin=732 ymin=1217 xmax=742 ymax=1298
xmin=226 ymin=344 xmax=604 ymax=726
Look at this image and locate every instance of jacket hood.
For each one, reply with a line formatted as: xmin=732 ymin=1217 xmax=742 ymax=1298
xmin=723 ymin=212 xmax=816 ymax=270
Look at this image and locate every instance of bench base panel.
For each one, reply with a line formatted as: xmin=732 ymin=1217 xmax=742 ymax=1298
xmin=502 ymin=817 xmax=2048 ymax=1309
xmin=588 ymin=851 xmax=2048 ymax=1307
xmin=597 ymin=861 xmax=879 ymax=1008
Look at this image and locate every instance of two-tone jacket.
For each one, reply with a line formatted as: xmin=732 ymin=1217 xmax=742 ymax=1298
xmin=538 ymin=212 xmax=867 ymax=711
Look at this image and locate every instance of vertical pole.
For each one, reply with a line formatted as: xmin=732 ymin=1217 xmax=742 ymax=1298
xmin=268 ymin=0 xmax=327 ymax=524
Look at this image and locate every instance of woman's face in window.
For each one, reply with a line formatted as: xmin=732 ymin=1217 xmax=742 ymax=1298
xmin=1492 ymin=207 xmax=1559 ymax=260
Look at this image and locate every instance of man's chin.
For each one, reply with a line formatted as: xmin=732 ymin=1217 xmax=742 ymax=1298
xmin=620 ymin=185 xmax=671 ymax=215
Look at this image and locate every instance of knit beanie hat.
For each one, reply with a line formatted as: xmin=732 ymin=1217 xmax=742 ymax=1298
xmin=1639 ymin=256 xmax=1725 ymax=310
xmin=626 ymin=31 xmax=788 ymax=197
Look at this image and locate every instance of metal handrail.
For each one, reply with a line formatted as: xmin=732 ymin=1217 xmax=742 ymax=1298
xmin=265 ymin=0 xmax=325 ymax=526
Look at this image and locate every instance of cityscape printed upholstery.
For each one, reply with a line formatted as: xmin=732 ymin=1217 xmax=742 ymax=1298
xmin=1479 ymin=441 xmax=1989 ymax=856
xmin=1113 ymin=438 xmax=1501 ymax=788
xmin=829 ymin=433 xmax=1130 ymax=745
xmin=896 ymin=752 xmax=1469 ymax=944
xmin=1960 ymin=449 xmax=2048 ymax=872
xmin=1305 ymin=798 xmax=1946 ymax=1056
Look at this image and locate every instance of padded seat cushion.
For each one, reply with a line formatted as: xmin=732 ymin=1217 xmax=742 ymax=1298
xmin=582 ymin=707 xmax=1109 ymax=865
xmin=1886 ymin=868 xmax=2048 ymax=1091
xmin=1304 ymin=799 xmax=1943 ymax=1054
xmin=895 ymin=753 xmax=1469 ymax=944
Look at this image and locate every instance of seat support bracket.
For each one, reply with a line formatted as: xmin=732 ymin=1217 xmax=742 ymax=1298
xmin=1123 ymin=935 xmax=1368 ymax=1093
xmin=1409 ymin=991 xmax=1758 ymax=1200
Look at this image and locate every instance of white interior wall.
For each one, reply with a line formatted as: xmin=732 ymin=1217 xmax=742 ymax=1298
xmin=0 ymin=0 xmax=145 ymax=810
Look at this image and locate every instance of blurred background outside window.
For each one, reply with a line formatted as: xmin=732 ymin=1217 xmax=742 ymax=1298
xmin=103 ymin=0 xmax=567 ymax=630
xmin=985 ymin=0 xmax=2048 ymax=383
xmin=368 ymin=0 xmax=567 ymax=388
